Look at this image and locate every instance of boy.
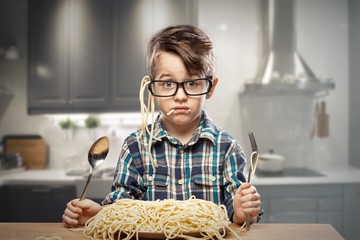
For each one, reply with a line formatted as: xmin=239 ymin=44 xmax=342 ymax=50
xmin=63 ymin=24 xmax=262 ymax=228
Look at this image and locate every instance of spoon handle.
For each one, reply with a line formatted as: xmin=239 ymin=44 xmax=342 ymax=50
xmin=80 ymin=168 xmax=93 ymax=200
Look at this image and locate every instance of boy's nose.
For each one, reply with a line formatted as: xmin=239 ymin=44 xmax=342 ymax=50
xmin=174 ymin=86 xmax=188 ymax=101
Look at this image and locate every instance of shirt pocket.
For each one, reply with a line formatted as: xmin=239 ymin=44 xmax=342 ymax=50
xmin=142 ymin=171 xmax=169 ymax=188
xmin=193 ymin=173 xmax=223 ymax=187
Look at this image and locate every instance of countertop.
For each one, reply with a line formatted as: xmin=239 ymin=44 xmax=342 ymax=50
xmin=1 ymin=166 xmax=360 ymax=198
xmin=252 ymin=166 xmax=360 ymax=185
xmin=0 ymin=168 xmax=114 ymax=199
xmin=0 ymin=223 xmax=344 ymax=240
xmin=1 ymin=166 xmax=360 ymax=185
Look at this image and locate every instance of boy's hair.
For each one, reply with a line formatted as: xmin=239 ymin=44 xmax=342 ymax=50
xmin=146 ymin=24 xmax=215 ymax=80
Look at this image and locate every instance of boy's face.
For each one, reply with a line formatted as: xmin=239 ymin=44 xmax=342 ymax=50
xmin=153 ymin=51 xmax=217 ymax=129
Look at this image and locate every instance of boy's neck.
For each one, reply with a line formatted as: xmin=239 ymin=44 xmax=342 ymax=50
xmin=160 ymin=115 xmax=201 ymax=145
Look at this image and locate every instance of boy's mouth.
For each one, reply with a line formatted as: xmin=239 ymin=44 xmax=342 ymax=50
xmin=167 ymin=107 xmax=191 ymax=115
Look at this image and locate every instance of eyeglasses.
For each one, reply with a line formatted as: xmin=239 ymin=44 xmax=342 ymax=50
xmin=147 ymin=78 xmax=212 ymax=97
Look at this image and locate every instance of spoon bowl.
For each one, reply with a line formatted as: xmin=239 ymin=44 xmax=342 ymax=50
xmin=80 ymin=136 xmax=110 ymax=200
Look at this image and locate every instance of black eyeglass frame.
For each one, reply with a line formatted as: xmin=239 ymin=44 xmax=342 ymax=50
xmin=147 ymin=78 xmax=213 ymax=97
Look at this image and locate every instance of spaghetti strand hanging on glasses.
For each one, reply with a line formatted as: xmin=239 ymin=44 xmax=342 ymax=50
xmin=139 ymin=76 xmax=161 ymax=169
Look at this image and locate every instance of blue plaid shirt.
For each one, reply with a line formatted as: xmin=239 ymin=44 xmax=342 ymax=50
xmin=102 ymin=111 xmax=247 ymax=221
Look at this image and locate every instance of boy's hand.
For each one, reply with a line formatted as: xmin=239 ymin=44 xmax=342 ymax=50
xmin=233 ymin=183 xmax=261 ymax=224
xmin=62 ymin=199 xmax=102 ymax=228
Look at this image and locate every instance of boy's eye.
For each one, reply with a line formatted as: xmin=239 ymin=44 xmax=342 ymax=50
xmin=163 ymin=81 xmax=175 ymax=88
xmin=185 ymin=81 xmax=198 ymax=88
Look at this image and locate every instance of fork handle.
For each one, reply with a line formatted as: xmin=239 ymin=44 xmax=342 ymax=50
xmin=245 ymin=214 xmax=251 ymax=230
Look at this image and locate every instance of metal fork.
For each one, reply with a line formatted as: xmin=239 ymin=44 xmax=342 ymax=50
xmin=246 ymin=132 xmax=258 ymax=231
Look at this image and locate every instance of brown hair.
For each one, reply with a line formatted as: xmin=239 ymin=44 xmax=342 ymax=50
xmin=146 ymin=25 xmax=215 ymax=80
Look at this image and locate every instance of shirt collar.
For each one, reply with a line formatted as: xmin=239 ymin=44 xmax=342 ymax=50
xmin=152 ymin=110 xmax=217 ymax=146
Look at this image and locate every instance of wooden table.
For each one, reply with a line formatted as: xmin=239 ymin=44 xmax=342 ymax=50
xmin=0 ymin=223 xmax=344 ymax=240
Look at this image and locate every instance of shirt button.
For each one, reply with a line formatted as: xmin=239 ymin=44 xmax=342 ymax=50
xmin=210 ymin=175 xmax=216 ymax=181
xmin=178 ymin=179 xmax=184 ymax=185
xmin=148 ymin=176 xmax=153 ymax=181
xmin=179 ymin=149 xmax=184 ymax=154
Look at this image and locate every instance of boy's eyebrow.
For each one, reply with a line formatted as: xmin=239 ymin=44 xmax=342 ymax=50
xmin=157 ymin=74 xmax=175 ymax=80
xmin=156 ymin=74 xmax=200 ymax=81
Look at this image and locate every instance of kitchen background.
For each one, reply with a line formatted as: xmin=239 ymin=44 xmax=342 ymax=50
xmin=0 ymin=0 xmax=360 ymax=238
xmin=0 ymin=0 xmax=358 ymax=171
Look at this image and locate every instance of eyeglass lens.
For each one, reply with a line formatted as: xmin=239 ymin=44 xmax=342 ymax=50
xmin=151 ymin=79 xmax=210 ymax=96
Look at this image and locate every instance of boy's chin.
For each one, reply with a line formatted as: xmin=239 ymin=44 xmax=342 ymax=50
xmin=169 ymin=114 xmax=201 ymax=125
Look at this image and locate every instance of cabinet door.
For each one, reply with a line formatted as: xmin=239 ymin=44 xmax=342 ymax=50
xmin=109 ymin=0 xmax=152 ymax=111
xmin=110 ymin=0 xmax=199 ymax=111
xmin=2 ymin=184 xmax=76 ymax=222
xmin=28 ymin=0 xmax=198 ymax=113
xmin=68 ymin=0 xmax=111 ymax=109
xmin=0 ymin=186 xmax=4 ymax=221
xmin=256 ymin=184 xmax=343 ymax=234
xmin=343 ymin=184 xmax=360 ymax=240
xmin=28 ymin=0 xmax=69 ymax=113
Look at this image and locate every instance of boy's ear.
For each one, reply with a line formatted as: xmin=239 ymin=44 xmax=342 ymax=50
xmin=206 ymin=77 xmax=218 ymax=99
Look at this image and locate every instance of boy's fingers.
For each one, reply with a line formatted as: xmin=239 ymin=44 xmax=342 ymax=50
xmin=240 ymin=182 xmax=251 ymax=190
xmin=62 ymin=213 xmax=78 ymax=227
xmin=243 ymin=207 xmax=262 ymax=216
xmin=66 ymin=200 xmax=82 ymax=214
xmin=235 ymin=183 xmax=250 ymax=195
xmin=241 ymin=193 xmax=259 ymax=203
xmin=242 ymin=200 xmax=261 ymax=208
xmin=64 ymin=208 xmax=80 ymax=219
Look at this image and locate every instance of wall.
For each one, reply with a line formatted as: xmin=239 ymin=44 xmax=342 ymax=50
xmin=0 ymin=0 xmax=352 ymax=171
xmin=199 ymin=0 xmax=349 ymax=169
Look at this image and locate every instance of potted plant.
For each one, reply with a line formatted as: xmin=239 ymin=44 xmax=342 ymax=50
xmin=58 ymin=118 xmax=77 ymax=141
xmin=85 ymin=116 xmax=100 ymax=140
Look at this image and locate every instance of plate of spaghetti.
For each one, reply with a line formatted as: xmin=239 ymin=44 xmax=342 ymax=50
xmin=83 ymin=197 xmax=241 ymax=240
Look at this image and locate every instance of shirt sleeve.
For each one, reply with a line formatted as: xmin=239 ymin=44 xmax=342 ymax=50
xmin=101 ymin=139 xmax=145 ymax=205
xmin=222 ymin=141 xmax=247 ymax=222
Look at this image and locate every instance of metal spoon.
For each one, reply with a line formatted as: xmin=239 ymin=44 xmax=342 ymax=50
xmin=79 ymin=136 xmax=110 ymax=200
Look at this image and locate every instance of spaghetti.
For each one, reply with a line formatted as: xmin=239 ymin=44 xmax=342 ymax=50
xmin=139 ymin=75 xmax=161 ymax=168
xmin=34 ymin=237 xmax=62 ymax=240
xmin=83 ymin=197 xmax=242 ymax=240
xmin=166 ymin=109 xmax=175 ymax=115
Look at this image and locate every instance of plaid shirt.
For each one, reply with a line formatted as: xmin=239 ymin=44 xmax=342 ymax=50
xmin=102 ymin=111 xmax=247 ymax=221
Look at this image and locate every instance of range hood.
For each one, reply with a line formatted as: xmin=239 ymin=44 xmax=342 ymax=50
xmin=242 ymin=0 xmax=335 ymax=96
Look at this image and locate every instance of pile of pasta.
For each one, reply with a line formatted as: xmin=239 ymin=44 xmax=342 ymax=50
xmin=84 ymin=197 xmax=242 ymax=240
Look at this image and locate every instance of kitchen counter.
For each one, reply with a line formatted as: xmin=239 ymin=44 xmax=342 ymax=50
xmin=1 ymin=166 xmax=360 ymax=186
xmin=252 ymin=166 xmax=360 ymax=185
xmin=0 ymin=223 xmax=344 ymax=240
xmin=1 ymin=168 xmax=357 ymax=239
xmin=0 ymin=169 xmax=114 ymax=199
xmin=1 ymin=167 xmax=360 ymax=199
